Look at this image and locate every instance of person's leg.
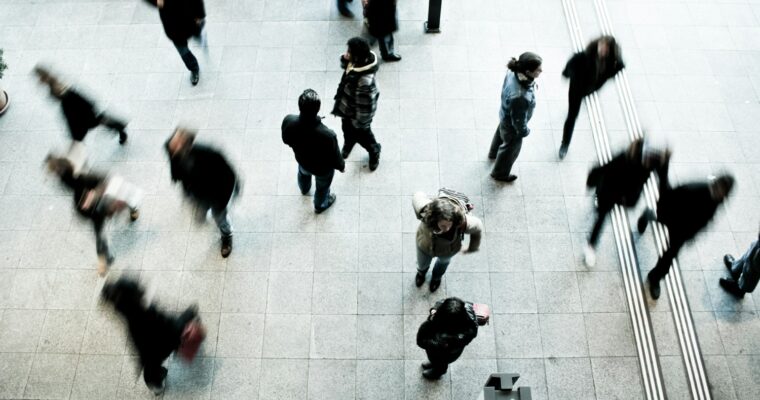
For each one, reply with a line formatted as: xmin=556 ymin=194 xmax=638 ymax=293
xmin=416 ymin=246 xmax=433 ymax=286
xmin=341 ymin=119 xmax=358 ymax=158
xmin=488 ymin=123 xmax=503 ymax=159
xmin=422 ymin=352 xmax=449 ymax=379
xmin=173 ymin=39 xmax=200 ymax=84
xmin=491 ymin=124 xmax=523 ymax=180
xmin=355 ymin=125 xmax=381 ymax=171
xmin=314 ymin=170 xmax=335 ymax=210
xmin=143 ymin=364 xmax=168 ymax=395
xmin=337 ymin=0 xmax=353 ymax=17
xmin=429 ymin=255 xmax=453 ymax=292
xmin=96 ymin=112 xmax=129 ymax=144
xmin=297 ymin=165 xmax=313 ymax=195
xmin=560 ymin=88 xmax=584 ymax=159
xmin=211 ymin=206 xmax=233 ymax=257
xmin=93 ymin=218 xmax=113 ymax=276
xmin=379 ymin=34 xmax=400 ymax=61
xmin=588 ymin=204 xmax=612 ymax=247
xmin=648 ymin=236 xmax=684 ymax=299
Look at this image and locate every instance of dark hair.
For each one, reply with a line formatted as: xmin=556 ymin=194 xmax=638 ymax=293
xmin=347 ymin=37 xmax=371 ymax=65
xmin=420 ymin=198 xmax=465 ymax=232
xmin=298 ymin=89 xmax=321 ymax=117
xmin=101 ymin=276 xmax=146 ymax=313
xmin=507 ymin=52 xmax=543 ymax=73
xmin=587 ymin=35 xmax=619 ymax=58
xmin=711 ymin=174 xmax=735 ymax=200
xmin=45 ymin=155 xmax=74 ymax=178
xmin=432 ymin=297 xmax=474 ymax=330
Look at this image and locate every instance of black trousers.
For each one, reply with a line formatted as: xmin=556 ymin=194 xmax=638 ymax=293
xmin=173 ymin=40 xmax=200 ymax=73
xmin=589 ymin=202 xmax=613 ymax=247
xmin=562 ymin=87 xmax=585 ymax=148
xmin=142 ymin=306 xmax=198 ymax=389
xmin=377 ymin=33 xmax=395 ymax=58
xmin=341 ymin=118 xmax=380 ymax=154
xmin=649 ymin=233 xmax=687 ymax=283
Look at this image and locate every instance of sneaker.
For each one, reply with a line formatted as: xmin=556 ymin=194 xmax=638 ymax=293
xmin=119 ymin=131 xmax=128 ymax=145
xmin=415 ymin=272 xmax=425 ymax=287
xmin=558 ymin=144 xmax=568 ymax=160
xmin=583 ymin=243 xmax=596 ymax=267
xmin=315 ymin=194 xmax=337 ymax=214
xmin=129 ymin=208 xmax=140 ymax=222
xmin=221 ymin=235 xmax=232 ymax=258
xmin=491 ymin=174 xmax=517 ymax=183
xmin=723 ymin=254 xmax=735 ymax=271
xmin=190 ymin=70 xmax=200 ymax=86
xmin=429 ymin=278 xmax=441 ymax=292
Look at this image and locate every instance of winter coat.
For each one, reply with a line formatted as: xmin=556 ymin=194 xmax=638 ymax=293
xmin=332 ymin=52 xmax=380 ymax=129
xmin=366 ymin=0 xmax=398 ymax=37
xmin=167 ymin=143 xmax=237 ymax=211
xmin=499 ymin=72 xmax=536 ymax=137
xmin=562 ymin=42 xmax=625 ymax=97
xmin=60 ymin=89 xmax=100 ymax=141
xmin=413 ymin=192 xmax=483 ymax=258
xmin=586 ymin=150 xmax=667 ymax=210
xmin=656 ymin=182 xmax=720 ymax=242
xmin=416 ymin=303 xmax=478 ymax=364
xmin=144 ymin=0 xmax=206 ymax=43
xmin=282 ymin=114 xmax=345 ymax=176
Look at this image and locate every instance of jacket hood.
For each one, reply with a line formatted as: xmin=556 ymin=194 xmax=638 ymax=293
xmin=346 ymin=51 xmax=379 ymax=74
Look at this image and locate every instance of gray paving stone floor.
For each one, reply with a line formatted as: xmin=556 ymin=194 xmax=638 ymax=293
xmin=0 ymin=0 xmax=758 ymax=399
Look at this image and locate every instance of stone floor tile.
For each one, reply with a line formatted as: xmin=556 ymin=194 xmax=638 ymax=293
xmin=490 ymin=272 xmax=538 ymax=314
xmin=356 ymin=360 xmax=404 ymax=400
xmin=529 ymin=232 xmax=576 ymax=271
xmin=38 ymin=309 xmax=88 ymax=354
xmin=179 ymin=271 xmax=225 ymax=313
xmin=266 ymin=271 xmax=313 ymax=314
xmin=310 ymin=315 xmax=357 ymax=359
xmin=24 ymin=353 xmax=78 ymax=400
xmin=312 ymin=272 xmax=358 ymax=315
xmin=315 ymin=233 xmax=359 ymax=272
xmin=357 ymin=273 xmax=402 ymax=315
xmin=584 ymin=313 xmax=637 ymax=357
xmin=726 ymin=355 xmax=760 ymax=400
xmin=450 ymin=359 xmax=498 ymax=400
xmin=358 ymin=233 xmax=402 ymax=272
xmin=544 ymin=357 xmax=595 ymax=400
xmin=404 ymin=359 xmax=452 ymax=400
xmin=210 ymin=358 xmax=261 ymax=400
xmin=533 ymin=271 xmax=582 ymax=313
xmin=163 ymin=357 xmax=215 ymax=400
xmin=0 ymin=353 xmax=34 ymax=400
xmin=0 ymin=309 xmax=46 ymax=353
xmin=494 ymin=314 xmax=543 ymax=359
xmin=262 ymin=314 xmax=311 ymax=359
xmin=357 ymin=315 xmax=404 ymax=360
xmin=269 ymin=232 xmax=315 ymax=272
xmin=307 ymin=359 xmax=356 ymax=400
xmin=486 ymin=232 xmax=533 ymax=272
xmin=715 ymin=312 xmax=760 ymax=355
xmin=258 ymin=359 xmax=309 ymax=400
xmin=702 ymin=355 xmax=738 ymax=400
xmin=539 ymin=313 xmax=589 ymax=358
xmin=524 ymin=196 xmax=569 ymax=233
xmin=71 ymin=355 xmax=123 ymax=400
xmin=497 ymin=358 xmax=548 ymax=400
xmin=216 ymin=313 xmax=265 ymax=358
xmin=590 ymin=357 xmax=644 ymax=400
xmin=577 ymin=271 xmax=627 ymax=313
xmin=221 ymin=271 xmax=268 ymax=313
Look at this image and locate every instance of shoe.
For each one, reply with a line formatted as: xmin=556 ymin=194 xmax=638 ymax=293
xmin=422 ymin=368 xmax=443 ymax=380
xmin=491 ymin=174 xmax=517 ymax=183
xmin=723 ymin=254 xmax=735 ymax=271
xmin=190 ymin=70 xmax=200 ymax=86
xmin=315 ymin=194 xmax=337 ymax=214
xmin=421 ymin=362 xmax=432 ymax=369
xmin=129 ymin=208 xmax=140 ymax=222
xmin=148 ymin=380 xmax=166 ymax=396
xmin=415 ymin=272 xmax=425 ymax=287
xmin=648 ymin=274 xmax=661 ymax=300
xmin=119 ymin=131 xmax=128 ymax=145
xmin=719 ymin=278 xmax=745 ymax=299
xmin=637 ymin=210 xmax=653 ymax=234
xmin=382 ymin=53 xmax=402 ymax=62
xmin=368 ymin=144 xmax=381 ymax=171
xmin=558 ymin=144 xmax=568 ymax=160
xmin=583 ymin=243 xmax=596 ymax=267
xmin=429 ymin=278 xmax=441 ymax=292
xmin=221 ymin=235 xmax=232 ymax=258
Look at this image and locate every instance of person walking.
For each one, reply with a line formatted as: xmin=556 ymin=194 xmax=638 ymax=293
xmin=332 ymin=37 xmax=382 ymax=171
xmin=417 ymin=297 xmax=479 ymax=380
xmin=559 ymin=35 xmax=625 ymax=159
xmin=639 ymin=174 xmax=735 ymax=299
xmin=34 ymin=65 xmax=128 ymax=145
xmin=337 ymin=0 xmax=354 ymax=17
xmin=413 ymin=190 xmax=483 ymax=292
xmin=488 ymin=52 xmax=543 ymax=182
xmin=282 ymin=89 xmax=345 ymax=213
xmin=165 ymin=128 xmax=239 ymax=257
xmin=719 ymin=231 xmax=760 ymax=299
xmin=583 ymin=139 xmax=670 ymax=266
xmin=365 ymin=0 xmax=401 ymax=62
xmin=144 ymin=0 xmax=207 ymax=85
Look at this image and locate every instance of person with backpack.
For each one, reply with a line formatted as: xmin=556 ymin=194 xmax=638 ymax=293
xmin=416 ymin=297 xmax=480 ymax=379
xmin=413 ymin=189 xmax=483 ymax=292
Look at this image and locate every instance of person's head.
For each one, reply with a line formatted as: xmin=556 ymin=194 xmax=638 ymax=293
xmin=166 ymin=127 xmax=196 ymax=157
xmin=591 ymin=35 xmax=618 ymax=60
xmin=431 ymin=297 xmax=472 ymax=328
xmin=45 ymin=154 xmax=74 ymax=179
xmin=298 ymin=89 xmax=321 ymax=118
xmin=420 ymin=198 xmax=466 ymax=235
xmin=346 ymin=37 xmax=371 ymax=65
xmin=507 ymin=52 xmax=543 ymax=81
xmin=708 ymin=174 xmax=734 ymax=202
xmin=101 ymin=276 xmax=146 ymax=313
xmin=33 ymin=65 xmax=67 ymax=98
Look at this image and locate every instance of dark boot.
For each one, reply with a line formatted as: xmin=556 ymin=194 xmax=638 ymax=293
xmin=638 ymin=210 xmax=655 ymax=234
xmin=558 ymin=143 xmax=568 ymax=160
xmin=719 ymin=278 xmax=745 ymax=299
xmin=368 ymin=143 xmax=381 ymax=171
xmin=315 ymin=194 xmax=337 ymax=214
xmin=221 ymin=235 xmax=232 ymax=258
xmin=647 ymin=272 xmax=661 ymax=300
xmin=191 ymin=70 xmax=200 ymax=86
xmin=723 ymin=254 xmax=735 ymax=271
xmin=429 ymin=278 xmax=441 ymax=292
xmin=415 ymin=272 xmax=425 ymax=287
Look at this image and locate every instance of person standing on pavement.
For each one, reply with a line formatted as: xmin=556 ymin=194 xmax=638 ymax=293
xmin=417 ymin=297 xmax=479 ymax=380
xmin=559 ymin=35 xmax=624 ymax=159
xmin=144 ymin=0 xmax=207 ymax=85
xmin=639 ymin=174 xmax=734 ymax=299
xmin=413 ymin=191 xmax=483 ymax=292
xmin=282 ymin=89 xmax=345 ymax=213
xmin=583 ymin=139 xmax=670 ymax=266
xmin=332 ymin=37 xmax=382 ymax=171
xmin=165 ymin=128 xmax=239 ymax=257
xmin=489 ymin=52 xmax=543 ymax=182
xmin=719 ymin=231 xmax=760 ymax=299
xmin=365 ymin=0 xmax=402 ymax=62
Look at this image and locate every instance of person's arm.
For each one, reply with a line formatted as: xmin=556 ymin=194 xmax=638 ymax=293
xmin=330 ymin=134 xmax=345 ymax=172
xmin=463 ymin=215 xmax=483 ymax=252
xmin=416 ymin=320 xmax=436 ymax=349
xmin=562 ymin=53 xmax=582 ymax=79
xmin=509 ymin=97 xmax=531 ymax=137
xmin=586 ymin=164 xmax=604 ymax=188
xmin=412 ymin=192 xmax=432 ymax=219
xmin=354 ymin=75 xmax=378 ymax=129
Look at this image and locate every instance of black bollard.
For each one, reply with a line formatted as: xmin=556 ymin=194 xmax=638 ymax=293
xmin=424 ymin=0 xmax=442 ymax=33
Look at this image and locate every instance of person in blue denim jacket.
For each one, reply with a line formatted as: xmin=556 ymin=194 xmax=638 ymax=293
xmin=489 ymin=52 xmax=543 ymax=182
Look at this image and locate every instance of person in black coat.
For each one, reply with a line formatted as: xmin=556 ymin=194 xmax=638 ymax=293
xmin=101 ymin=277 xmax=199 ymax=395
xmin=638 ymin=173 xmax=735 ymax=299
xmin=583 ymin=139 xmax=670 ymax=266
xmin=144 ymin=0 xmax=207 ymax=85
xmin=365 ymin=0 xmax=401 ymax=62
xmin=282 ymin=89 xmax=345 ymax=213
xmin=416 ymin=297 xmax=479 ymax=379
xmin=165 ymin=128 xmax=238 ymax=257
xmin=34 ymin=65 xmax=128 ymax=145
xmin=560 ymin=36 xmax=625 ymax=159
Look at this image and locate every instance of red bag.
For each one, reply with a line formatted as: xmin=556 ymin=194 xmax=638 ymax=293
xmin=472 ymin=303 xmax=491 ymax=326
xmin=178 ymin=319 xmax=206 ymax=362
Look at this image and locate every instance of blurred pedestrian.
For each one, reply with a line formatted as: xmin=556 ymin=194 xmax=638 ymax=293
xmin=46 ymin=155 xmax=142 ymax=275
xmin=720 ymin=231 xmax=760 ymax=299
xmin=332 ymin=37 xmax=382 ymax=171
xmin=583 ymin=139 xmax=670 ymax=266
xmin=365 ymin=0 xmax=401 ymax=62
xmin=413 ymin=190 xmax=482 ymax=292
xmin=639 ymin=174 xmax=735 ymax=299
xmin=34 ymin=65 xmax=128 ymax=145
xmin=102 ymin=277 xmax=204 ymax=395
xmin=144 ymin=0 xmax=207 ymax=85
xmin=165 ymin=128 xmax=238 ymax=257
xmin=282 ymin=89 xmax=345 ymax=213
xmin=489 ymin=52 xmax=543 ymax=182
xmin=559 ymin=36 xmax=624 ymax=159
xmin=337 ymin=0 xmax=354 ymax=17
xmin=417 ymin=297 xmax=479 ymax=379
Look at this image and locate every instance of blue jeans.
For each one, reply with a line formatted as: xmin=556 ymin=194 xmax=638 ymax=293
xmin=298 ymin=166 xmax=334 ymax=210
xmin=416 ymin=246 xmax=453 ymax=280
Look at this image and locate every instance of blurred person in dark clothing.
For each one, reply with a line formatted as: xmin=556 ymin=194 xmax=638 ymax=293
xmin=144 ymin=0 xmax=207 ymax=85
xmin=282 ymin=89 xmax=345 ymax=213
xmin=365 ymin=0 xmax=401 ymax=62
xmin=337 ymin=0 xmax=355 ymax=17
xmin=102 ymin=277 xmax=202 ymax=395
xmin=639 ymin=173 xmax=735 ymax=299
xmin=720 ymin=231 xmax=760 ymax=299
xmin=560 ymin=36 xmax=625 ymax=159
xmin=165 ymin=128 xmax=238 ymax=257
xmin=583 ymin=139 xmax=670 ymax=266
xmin=34 ymin=65 xmax=128 ymax=145
xmin=417 ymin=297 xmax=479 ymax=380
xmin=332 ymin=37 xmax=382 ymax=171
